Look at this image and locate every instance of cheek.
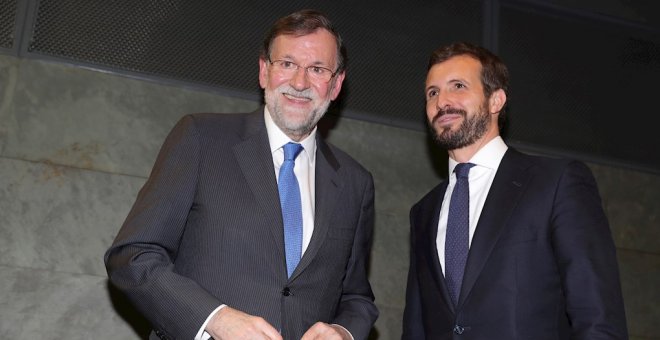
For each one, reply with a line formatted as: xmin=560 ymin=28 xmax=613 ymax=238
xmin=314 ymin=83 xmax=333 ymax=100
xmin=426 ymin=101 xmax=437 ymax=118
xmin=263 ymin=73 xmax=289 ymax=90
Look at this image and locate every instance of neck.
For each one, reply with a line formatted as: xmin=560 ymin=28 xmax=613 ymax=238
xmin=448 ymin=131 xmax=499 ymax=163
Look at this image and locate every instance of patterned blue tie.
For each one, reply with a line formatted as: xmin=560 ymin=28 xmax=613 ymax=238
xmin=445 ymin=162 xmax=475 ymax=307
xmin=279 ymin=142 xmax=304 ymax=278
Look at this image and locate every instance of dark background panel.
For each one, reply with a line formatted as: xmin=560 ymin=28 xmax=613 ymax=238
xmin=539 ymin=0 xmax=659 ymax=26
xmin=499 ymin=1 xmax=660 ymax=173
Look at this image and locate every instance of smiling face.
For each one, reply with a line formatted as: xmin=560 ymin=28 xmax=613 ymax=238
xmin=259 ymin=28 xmax=345 ymax=141
xmin=425 ymin=54 xmax=505 ymax=152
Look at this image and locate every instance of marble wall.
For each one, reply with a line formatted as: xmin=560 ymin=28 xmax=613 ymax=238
xmin=0 ymin=54 xmax=658 ymax=339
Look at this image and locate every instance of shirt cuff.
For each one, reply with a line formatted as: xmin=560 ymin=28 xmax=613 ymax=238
xmin=194 ymin=305 xmax=226 ymax=340
xmin=332 ymin=323 xmax=354 ymax=340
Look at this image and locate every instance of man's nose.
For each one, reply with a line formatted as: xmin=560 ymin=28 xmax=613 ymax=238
xmin=289 ymin=66 xmax=310 ymax=89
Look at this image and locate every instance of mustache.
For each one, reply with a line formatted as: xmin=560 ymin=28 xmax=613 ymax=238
xmin=431 ymin=107 xmax=467 ymax=124
xmin=280 ymin=86 xmax=315 ymax=99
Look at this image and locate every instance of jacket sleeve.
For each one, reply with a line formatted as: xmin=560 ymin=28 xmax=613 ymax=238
xmin=551 ymin=161 xmax=628 ymax=339
xmin=332 ymin=173 xmax=379 ymax=339
xmin=104 ymin=114 xmax=221 ymax=340
xmin=402 ymin=203 xmax=426 ymax=340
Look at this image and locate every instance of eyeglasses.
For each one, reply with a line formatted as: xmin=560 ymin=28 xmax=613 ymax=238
xmin=268 ymin=58 xmax=338 ymax=83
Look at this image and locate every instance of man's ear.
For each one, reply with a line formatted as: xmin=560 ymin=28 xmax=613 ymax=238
xmin=488 ymin=89 xmax=506 ymax=114
xmin=258 ymin=57 xmax=268 ymax=89
xmin=330 ymin=71 xmax=346 ymax=100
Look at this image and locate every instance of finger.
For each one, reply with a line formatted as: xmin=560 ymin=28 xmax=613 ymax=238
xmin=262 ymin=327 xmax=283 ymax=340
xmin=301 ymin=322 xmax=328 ymax=340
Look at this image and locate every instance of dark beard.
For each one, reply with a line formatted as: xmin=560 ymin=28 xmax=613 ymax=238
xmin=430 ymin=103 xmax=490 ymax=150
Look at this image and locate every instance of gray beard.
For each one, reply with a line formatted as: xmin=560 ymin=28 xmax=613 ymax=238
xmin=265 ymin=87 xmax=331 ymax=139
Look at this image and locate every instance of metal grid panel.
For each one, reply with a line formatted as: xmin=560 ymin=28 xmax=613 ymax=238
xmin=0 ymin=0 xmax=18 ymax=49
xmin=22 ymin=0 xmax=659 ymax=171
xmin=26 ymin=0 xmax=483 ymax=130
xmin=328 ymin=1 xmax=483 ymax=128
xmin=28 ymin=0 xmax=273 ymax=90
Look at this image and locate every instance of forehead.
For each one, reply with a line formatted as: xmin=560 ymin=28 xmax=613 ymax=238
xmin=426 ymin=55 xmax=482 ymax=85
xmin=270 ymin=29 xmax=337 ymax=64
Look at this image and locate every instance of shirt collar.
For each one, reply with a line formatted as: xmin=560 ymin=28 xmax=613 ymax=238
xmin=448 ymin=136 xmax=508 ymax=173
xmin=264 ymin=107 xmax=317 ymax=165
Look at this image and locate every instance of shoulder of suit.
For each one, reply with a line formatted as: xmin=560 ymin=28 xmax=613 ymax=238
xmin=505 ymin=147 xmax=591 ymax=177
xmin=178 ymin=112 xmax=261 ymax=136
xmin=185 ymin=112 xmax=256 ymax=123
xmin=321 ymin=140 xmax=371 ymax=175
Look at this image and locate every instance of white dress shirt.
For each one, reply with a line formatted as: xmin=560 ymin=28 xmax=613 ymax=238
xmin=436 ymin=136 xmax=508 ymax=275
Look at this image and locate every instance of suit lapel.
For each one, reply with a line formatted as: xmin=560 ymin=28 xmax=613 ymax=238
xmin=419 ymin=182 xmax=456 ymax=313
xmin=458 ymin=149 xmax=532 ymax=307
xmin=289 ymin=138 xmax=341 ymax=280
xmin=233 ymin=111 xmax=286 ymax=276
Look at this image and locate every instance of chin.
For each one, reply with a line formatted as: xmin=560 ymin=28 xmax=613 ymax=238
xmin=281 ymin=105 xmax=311 ymax=117
xmin=433 ymin=124 xmax=453 ymax=136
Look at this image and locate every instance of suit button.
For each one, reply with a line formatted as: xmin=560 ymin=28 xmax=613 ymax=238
xmin=453 ymin=325 xmax=465 ymax=334
xmin=282 ymin=287 xmax=291 ymax=296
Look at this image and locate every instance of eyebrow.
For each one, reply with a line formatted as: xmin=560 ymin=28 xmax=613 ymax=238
xmin=448 ymin=78 xmax=469 ymax=84
xmin=274 ymin=54 xmax=332 ymax=67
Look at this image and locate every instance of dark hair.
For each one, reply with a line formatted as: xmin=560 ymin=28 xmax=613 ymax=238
xmin=428 ymin=42 xmax=509 ymax=126
xmin=261 ymin=9 xmax=346 ymax=73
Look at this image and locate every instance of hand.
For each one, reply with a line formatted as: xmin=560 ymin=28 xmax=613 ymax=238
xmin=205 ymin=306 xmax=282 ymax=340
xmin=301 ymin=322 xmax=352 ymax=340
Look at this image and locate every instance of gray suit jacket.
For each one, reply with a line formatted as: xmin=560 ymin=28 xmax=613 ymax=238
xmin=104 ymin=109 xmax=378 ymax=340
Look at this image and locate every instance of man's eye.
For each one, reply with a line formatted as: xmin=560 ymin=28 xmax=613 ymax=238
xmin=427 ymin=89 xmax=438 ymax=98
xmin=280 ymin=61 xmax=296 ymax=69
xmin=454 ymin=83 xmax=466 ymax=89
xmin=309 ymin=66 xmax=326 ymax=75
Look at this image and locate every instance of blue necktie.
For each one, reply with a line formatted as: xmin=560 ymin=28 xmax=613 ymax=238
xmin=279 ymin=142 xmax=304 ymax=278
xmin=445 ymin=162 xmax=475 ymax=307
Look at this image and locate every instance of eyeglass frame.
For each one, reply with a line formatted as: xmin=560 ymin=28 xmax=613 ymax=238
xmin=267 ymin=57 xmax=339 ymax=83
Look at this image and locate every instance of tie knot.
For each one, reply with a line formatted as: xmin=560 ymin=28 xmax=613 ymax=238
xmin=454 ymin=162 xmax=475 ymax=178
xmin=283 ymin=142 xmax=303 ymax=161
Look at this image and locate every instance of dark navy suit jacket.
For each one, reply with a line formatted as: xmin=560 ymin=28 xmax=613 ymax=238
xmin=403 ymin=148 xmax=627 ymax=339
